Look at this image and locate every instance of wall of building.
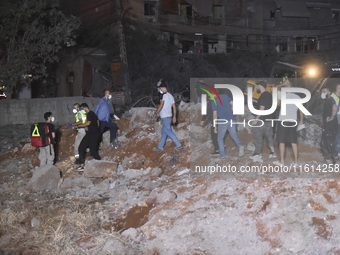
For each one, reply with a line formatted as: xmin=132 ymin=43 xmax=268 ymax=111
xmin=0 ymin=97 xmax=115 ymax=127
xmin=56 ymin=49 xmax=86 ymax=97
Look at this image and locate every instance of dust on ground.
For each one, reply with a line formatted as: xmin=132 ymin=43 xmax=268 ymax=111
xmin=0 ymin=103 xmax=340 ymax=255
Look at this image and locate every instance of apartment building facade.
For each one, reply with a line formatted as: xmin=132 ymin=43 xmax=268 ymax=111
xmin=157 ymin=0 xmax=340 ymax=55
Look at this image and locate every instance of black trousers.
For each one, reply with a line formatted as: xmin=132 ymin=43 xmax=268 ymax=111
xmin=210 ymin=125 xmax=218 ymax=151
xmin=78 ymin=132 xmax=101 ymax=164
xmin=99 ymin=120 xmax=117 ymax=143
xmin=321 ymin=129 xmax=338 ymax=162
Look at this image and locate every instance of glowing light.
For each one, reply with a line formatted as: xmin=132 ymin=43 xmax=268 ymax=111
xmin=306 ymin=66 xmax=318 ymax=77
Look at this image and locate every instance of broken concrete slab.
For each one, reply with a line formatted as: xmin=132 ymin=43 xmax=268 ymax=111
xmin=122 ymin=228 xmax=144 ymax=243
xmin=84 ymin=160 xmax=118 ymax=178
xmin=27 ymin=165 xmax=61 ymax=192
xmin=90 ymin=179 xmax=110 ymax=195
xmin=129 ymin=107 xmax=156 ymax=129
xmin=154 ymin=121 xmax=162 ymax=136
xmin=101 ymin=130 xmax=111 ymax=145
xmin=21 ymin=143 xmax=36 ymax=153
xmin=147 ymin=189 xmax=177 ymax=204
xmin=173 ymin=129 xmax=187 ymax=140
xmin=60 ymin=176 xmax=94 ymax=191
xmin=3 ymin=162 xmax=19 ymax=173
xmin=100 ymin=237 xmax=136 ymax=255
xmin=122 ymin=169 xmax=145 ymax=179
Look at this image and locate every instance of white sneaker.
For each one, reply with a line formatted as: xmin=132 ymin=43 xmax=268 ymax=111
xmin=75 ymin=166 xmax=84 ymax=172
xmin=250 ymin=154 xmax=262 ymax=159
xmin=250 ymin=154 xmax=262 ymax=162
xmin=268 ymin=152 xmax=277 ymax=158
xmin=272 ymin=160 xmax=283 ymax=166
xmin=111 ymin=138 xmax=120 ymax=149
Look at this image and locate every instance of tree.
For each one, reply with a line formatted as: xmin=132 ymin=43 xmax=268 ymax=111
xmin=0 ymin=0 xmax=80 ymax=97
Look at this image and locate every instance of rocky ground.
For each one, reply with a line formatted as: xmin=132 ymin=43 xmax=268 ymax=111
xmin=1 ymin=102 xmax=340 ymax=255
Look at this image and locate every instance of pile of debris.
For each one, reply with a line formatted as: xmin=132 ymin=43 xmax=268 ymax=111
xmin=0 ymin=102 xmax=339 ymax=254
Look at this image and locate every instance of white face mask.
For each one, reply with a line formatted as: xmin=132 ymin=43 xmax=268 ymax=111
xmin=108 ymin=94 xmax=112 ymax=100
xmin=81 ymin=110 xmax=86 ymax=114
xmin=321 ymin=93 xmax=327 ymax=99
xmin=73 ymin=109 xmax=77 ymax=114
xmin=159 ymin=90 xmax=164 ymax=94
xmin=51 ymin=117 xmax=55 ymax=122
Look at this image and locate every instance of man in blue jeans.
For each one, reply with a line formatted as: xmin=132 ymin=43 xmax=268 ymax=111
xmin=212 ymin=92 xmax=244 ymax=158
xmin=153 ymin=82 xmax=182 ymax=151
xmin=94 ymin=89 xmax=118 ymax=148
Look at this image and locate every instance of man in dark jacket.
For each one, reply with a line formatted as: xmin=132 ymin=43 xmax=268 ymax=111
xmin=250 ymin=81 xmax=276 ymax=160
xmin=74 ymin=103 xmax=101 ymax=171
xmin=320 ymin=87 xmax=339 ymax=163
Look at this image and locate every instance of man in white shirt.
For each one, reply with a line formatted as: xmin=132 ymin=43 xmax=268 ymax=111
xmin=153 ymin=82 xmax=182 ymax=151
xmin=274 ymin=80 xmax=304 ymax=166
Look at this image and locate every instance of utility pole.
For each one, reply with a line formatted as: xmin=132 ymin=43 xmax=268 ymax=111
xmin=114 ymin=0 xmax=132 ymax=104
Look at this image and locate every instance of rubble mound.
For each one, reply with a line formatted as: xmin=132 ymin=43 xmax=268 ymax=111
xmin=0 ymin=103 xmax=339 ymax=254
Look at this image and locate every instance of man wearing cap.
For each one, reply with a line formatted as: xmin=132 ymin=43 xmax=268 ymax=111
xmin=153 ymin=82 xmax=182 ymax=151
xmin=250 ymin=81 xmax=276 ymax=160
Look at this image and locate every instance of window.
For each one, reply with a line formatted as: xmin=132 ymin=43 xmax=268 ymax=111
xmin=305 ymin=37 xmax=318 ymax=52
xmin=276 ymin=37 xmax=288 ymax=52
xmin=144 ymin=3 xmax=155 ymax=16
xmin=332 ymin=11 xmax=340 ymax=23
xmin=295 ymin=36 xmax=318 ymax=53
xmin=295 ymin=37 xmax=303 ymax=52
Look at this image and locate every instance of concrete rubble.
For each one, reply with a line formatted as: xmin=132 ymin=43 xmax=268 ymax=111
xmin=0 ymin=103 xmax=340 ymax=254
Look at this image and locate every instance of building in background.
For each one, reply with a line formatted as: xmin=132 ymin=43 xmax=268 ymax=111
xmin=41 ymin=0 xmax=340 ymax=100
xmin=158 ymin=0 xmax=340 ymax=55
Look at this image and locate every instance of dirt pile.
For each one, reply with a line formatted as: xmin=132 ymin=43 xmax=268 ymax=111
xmin=0 ymin=103 xmax=340 ymax=254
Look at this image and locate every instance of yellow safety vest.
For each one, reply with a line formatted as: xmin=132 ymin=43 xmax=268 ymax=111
xmin=75 ymin=111 xmax=86 ymax=124
xmin=331 ymin=93 xmax=340 ymax=117
xmin=331 ymin=93 xmax=340 ymax=105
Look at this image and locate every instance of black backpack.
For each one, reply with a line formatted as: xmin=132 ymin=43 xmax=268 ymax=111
xmin=30 ymin=123 xmax=51 ymax=147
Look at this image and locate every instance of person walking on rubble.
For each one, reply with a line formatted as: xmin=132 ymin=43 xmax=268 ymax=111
xmin=273 ymin=80 xmax=304 ymax=166
xmin=39 ymin=112 xmax=56 ymax=166
xmin=153 ymin=82 xmax=182 ymax=151
xmin=320 ymin=87 xmax=340 ymax=164
xmin=250 ymin=81 xmax=277 ymax=160
xmin=201 ymin=96 xmax=220 ymax=155
xmin=71 ymin=103 xmax=86 ymax=161
xmin=74 ymin=103 xmax=101 ymax=171
xmin=212 ymin=90 xmax=244 ymax=158
xmin=94 ymin=89 xmax=119 ymax=149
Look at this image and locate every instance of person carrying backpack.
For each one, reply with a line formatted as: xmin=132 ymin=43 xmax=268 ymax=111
xmin=38 ymin=112 xmax=56 ymax=166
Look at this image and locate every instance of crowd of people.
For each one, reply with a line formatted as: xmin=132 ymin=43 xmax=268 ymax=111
xmin=37 ymin=89 xmax=119 ymax=171
xmin=36 ymin=78 xmax=340 ymax=169
xmin=201 ymin=79 xmax=340 ymax=166
xmin=37 ymin=81 xmax=183 ymax=170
